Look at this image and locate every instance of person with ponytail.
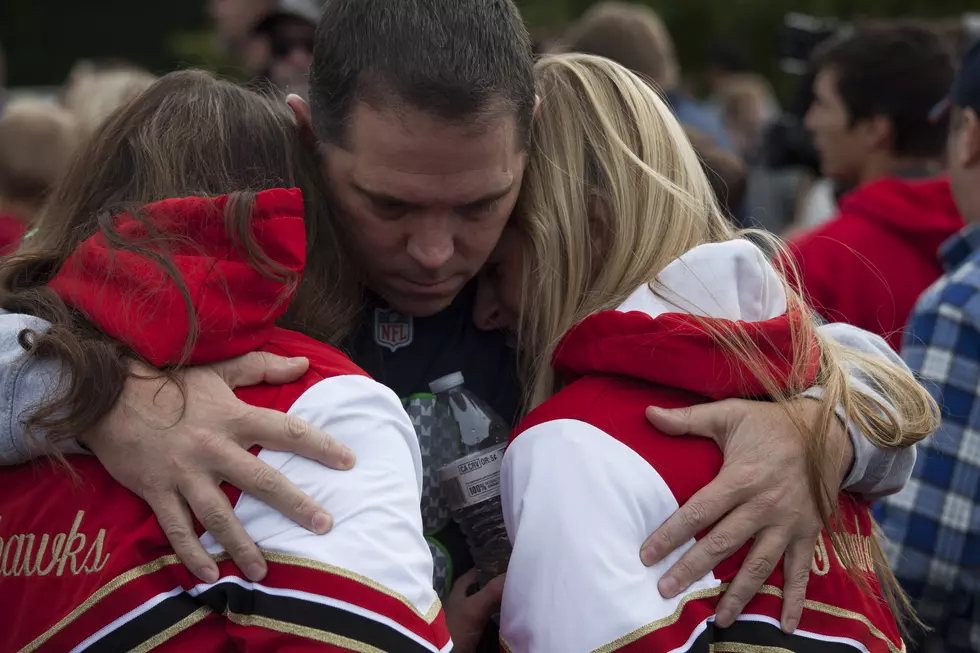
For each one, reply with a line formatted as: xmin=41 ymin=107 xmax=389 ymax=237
xmin=472 ymin=54 xmax=937 ymax=652
xmin=0 ymin=70 xmax=449 ymax=652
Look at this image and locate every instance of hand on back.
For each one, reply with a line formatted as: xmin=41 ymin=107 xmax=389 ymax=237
xmin=640 ymin=398 xmax=851 ymax=634
xmin=81 ymin=352 xmax=355 ymax=583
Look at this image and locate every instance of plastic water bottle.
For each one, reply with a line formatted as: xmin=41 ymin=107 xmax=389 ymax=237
xmin=430 ymin=372 xmax=511 ymax=585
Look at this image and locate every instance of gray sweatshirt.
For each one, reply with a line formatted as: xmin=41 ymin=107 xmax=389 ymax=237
xmin=0 ymin=310 xmax=917 ymax=497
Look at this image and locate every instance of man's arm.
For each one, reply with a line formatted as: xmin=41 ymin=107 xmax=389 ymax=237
xmin=0 ymin=310 xmax=355 ymax=583
xmin=808 ymin=321 xmax=917 ymax=497
xmin=876 ymin=301 xmax=980 ymax=641
xmin=0 ymin=311 xmax=83 ymax=463
xmin=640 ymin=322 xmax=933 ymax=633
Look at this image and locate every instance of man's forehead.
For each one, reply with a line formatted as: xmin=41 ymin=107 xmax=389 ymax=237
xmin=342 ymin=102 xmax=524 ymax=204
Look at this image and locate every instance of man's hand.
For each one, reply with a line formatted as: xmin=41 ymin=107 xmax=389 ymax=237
xmin=82 ymin=352 xmax=356 ymax=584
xmin=444 ymin=570 xmax=505 ymax=653
xmin=640 ymin=399 xmax=852 ymax=633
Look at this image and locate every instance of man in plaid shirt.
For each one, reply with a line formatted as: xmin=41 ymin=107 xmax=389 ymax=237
xmin=875 ymin=39 xmax=980 ymax=653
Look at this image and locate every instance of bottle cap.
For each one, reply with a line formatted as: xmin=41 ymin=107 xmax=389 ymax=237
xmin=429 ymin=371 xmax=465 ymax=394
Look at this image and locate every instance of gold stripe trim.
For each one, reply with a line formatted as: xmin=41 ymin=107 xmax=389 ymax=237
xmin=499 ymin=635 xmax=515 ymax=653
xmin=591 ymin=584 xmax=726 ymax=652
xmin=227 ymin=612 xmax=386 ymax=653
xmin=19 ymin=553 xmax=189 ymax=653
xmin=755 ymin=585 xmax=906 ymax=653
xmin=569 ymin=581 xmax=905 ymax=653
xmin=261 ymin=550 xmax=443 ymax=624
xmin=711 ymin=644 xmax=793 ymax=653
xmin=23 ymin=547 xmax=442 ymax=652
xmin=130 ymin=605 xmax=214 ymax=653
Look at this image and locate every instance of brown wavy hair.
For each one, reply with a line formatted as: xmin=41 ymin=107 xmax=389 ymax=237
xmin=0 ymin=70 xmax=362 ymax=455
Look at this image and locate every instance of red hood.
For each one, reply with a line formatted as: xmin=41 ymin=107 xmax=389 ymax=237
xmin=838 ymin=176 xmax=962 ymax=254
xmin=553 ymin=241 xmax=819 ymax=399
xmin=48 ymin=188 xmax=306 ymax=366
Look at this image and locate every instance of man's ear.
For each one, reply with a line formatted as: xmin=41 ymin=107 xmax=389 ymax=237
xmin=864 ymin=114 xmax=893 ymax=152
xmin=962 ymin=109 xmax=980 ymax=168
xmin=287 ymin=94 xmax=317 ymax=145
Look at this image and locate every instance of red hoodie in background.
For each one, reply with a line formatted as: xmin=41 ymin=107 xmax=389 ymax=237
xmin=789 ymin=176 xmax=963 ymax=350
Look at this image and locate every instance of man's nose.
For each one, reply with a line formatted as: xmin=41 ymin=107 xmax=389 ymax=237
xmin=407 ymin=218 xmax=454 ymax=271
xmin=473 ymin=277 xmax=503 ymax=331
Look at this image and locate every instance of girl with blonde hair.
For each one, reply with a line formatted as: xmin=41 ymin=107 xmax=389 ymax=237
xmin=475 ymin=54 xmax=935 ymax=652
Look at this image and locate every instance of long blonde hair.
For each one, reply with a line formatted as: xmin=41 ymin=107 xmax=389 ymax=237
xmin=515 ymin=53 xmax=938 ymax=626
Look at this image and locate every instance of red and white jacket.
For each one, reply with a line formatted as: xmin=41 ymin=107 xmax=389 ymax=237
xmin=0 ymin=189 xmax=451 ymax=653
xmin=500 ymin=240 xmax=904 ymax=653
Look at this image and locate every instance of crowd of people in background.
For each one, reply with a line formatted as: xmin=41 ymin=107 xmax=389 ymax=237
xmin=1 ymin=0 xmax=980 ymax=651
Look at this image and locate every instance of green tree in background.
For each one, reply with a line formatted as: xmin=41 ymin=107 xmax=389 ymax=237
xmin=1 ymin=0 xmax=976 ymax=88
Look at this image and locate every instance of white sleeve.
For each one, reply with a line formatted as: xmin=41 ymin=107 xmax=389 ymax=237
xmin=807 ymin=322 xmax=918 ymax=497
xmin=199 ymin=374 xmax=441 ymax=624
xmin=500 ymin=419 xmax=721 ymax=653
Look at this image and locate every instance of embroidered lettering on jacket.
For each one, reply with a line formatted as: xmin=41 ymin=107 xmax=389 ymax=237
xmin=0 ymin=511 xmax=110 ymax=577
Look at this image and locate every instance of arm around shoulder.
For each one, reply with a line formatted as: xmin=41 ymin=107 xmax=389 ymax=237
xmin=810 ymin=322 xmax=931 ymax=498
xmin=0 ymin=311 xmax=86 ymax=464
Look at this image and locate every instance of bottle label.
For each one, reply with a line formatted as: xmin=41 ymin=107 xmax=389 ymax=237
xmin=437 ymin=444 xmax=507 ymax=510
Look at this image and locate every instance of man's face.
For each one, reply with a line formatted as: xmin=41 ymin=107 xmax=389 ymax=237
xmin=804 ymin=68 xmax=875 ymax=185
xmin=325 ymin=102 xmax=525 ymax=317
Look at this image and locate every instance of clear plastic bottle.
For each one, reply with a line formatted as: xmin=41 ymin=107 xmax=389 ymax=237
xmin=430 ymin=372 xmax=511 ymax=585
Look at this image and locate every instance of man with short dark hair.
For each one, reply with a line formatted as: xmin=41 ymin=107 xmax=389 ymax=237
xmin=791 ymin=24 xmax=963 ymax=350
xmin=0 ymin=1 xmax=929 ymax=649
xmin=876 ymin=39 xmax=980 ymax=653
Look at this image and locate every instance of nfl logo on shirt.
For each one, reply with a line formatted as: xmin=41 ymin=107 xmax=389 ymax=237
xmin=374 ymin=307 xmax=414 ymax=352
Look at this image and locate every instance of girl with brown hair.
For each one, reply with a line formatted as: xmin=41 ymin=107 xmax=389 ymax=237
xmin=0 ymin=70 xmax=449 ymax=652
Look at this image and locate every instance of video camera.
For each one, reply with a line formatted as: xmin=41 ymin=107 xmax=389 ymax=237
xmin=764 ymin=13 xmax=845 ymax=172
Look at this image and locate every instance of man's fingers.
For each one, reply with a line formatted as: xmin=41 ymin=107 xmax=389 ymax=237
xmin=716 ymin=531 xmax=790 ymax=628
xmin=654 ymin=502 xmax=756 ymax=600
xmin=470 ymin=574 xmax=507 ymax=617
xmin=449 ymin=569 xmax=480 ymax=601
xmin=779 ymin=537 xmax=815 ymax=633
xmin=181 ymin=480 xmax=267 ymax=582
xmin=145 ymin=491 xmax=219 ymax=583
xmin=645 ymin=402 xmax=733 ymax=441
xmin=210 ymin=352 xmax=310 ymax=390
xmin=218 ymin=447 xmax=334 ymax=535
xmin=641 ymin=474 xmax=741 ymax=567
xmin=238 ymin=406 xmax=355 ymax=470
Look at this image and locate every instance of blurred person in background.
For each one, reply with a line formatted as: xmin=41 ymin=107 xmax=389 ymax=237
xmin=60 ymin=61 xmax=157 ymax=137
xmin=875 ymin=39 xmax=980 ymax=653
xmin=717 ymin=74 xmax=802 ymax=233
xmin=684 ymin=124 xmax=748 ymax=219
xmin=0 ymin=0 xmax=935 ymax=649
xmin=789 ymin=24 xmax=961 ymax=351
xmin=561 ymin=0 xmax=734 ymax=154
xmin=209 ymin=0 xmax=275 ymax=76
xmin=0 ymin=99 xmax=79 ymax=255
xmin=252 ymin=0 xmax=317 ymax=100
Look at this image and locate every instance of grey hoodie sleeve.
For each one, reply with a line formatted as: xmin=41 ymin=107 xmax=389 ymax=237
xmin=806 ymin=322 xmax=919 ymax=500
xmin=0 ymin=310 xmax=86 ymax=464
